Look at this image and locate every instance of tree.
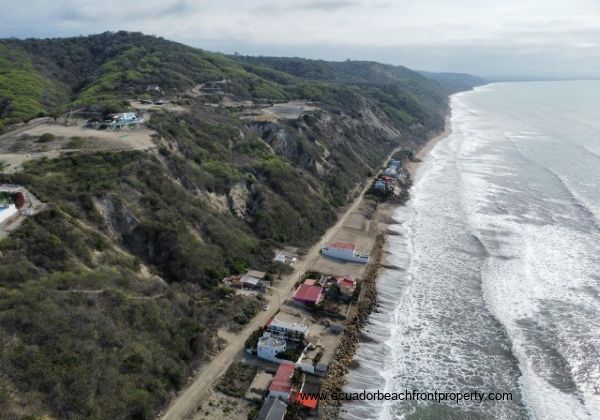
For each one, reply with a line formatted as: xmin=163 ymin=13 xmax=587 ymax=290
xmin=291 ymin=367 xmax=303 ymax=387
xmin=326 ymin=282 xmax=340 ymax=301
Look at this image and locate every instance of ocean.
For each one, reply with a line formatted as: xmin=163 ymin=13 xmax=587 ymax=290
xmin=342 ymin=81 xmax=600 ymax=420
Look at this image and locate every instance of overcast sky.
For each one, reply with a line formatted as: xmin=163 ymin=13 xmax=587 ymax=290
xmin=2 ymin=0 xmax=600 ymax=79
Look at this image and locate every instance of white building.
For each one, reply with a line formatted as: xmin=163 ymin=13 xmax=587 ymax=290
xmin=320 ymin=242 xmax=370 ymax=264
xmin=257 ymin=334 xmax=287 ymax=362
xmin=241 ymin=270 xmax=267 ymax=289
xmin=111 ymin=112 xmax=143 ymax=128
xmin=267 ymin=317 xmax=309 ymax=343
xmin=274 ymin=251 xmax=297 ymax=265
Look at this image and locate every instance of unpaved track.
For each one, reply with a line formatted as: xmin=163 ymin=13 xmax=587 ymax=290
xmin=159 ymin=143 xmax=407 ymax=420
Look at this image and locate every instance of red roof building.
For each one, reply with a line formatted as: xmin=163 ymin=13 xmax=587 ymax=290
xmin=292 ymin=284 xmax=324 ymax=306
xmin=292 ymin=391 xmax=319 ymax=409
xmin=336 ymin=277 xmax=357 ymax=298
xmin=329 ymin=242 xmax=355 ymax=250
xmin=303 ymin=279 xmax=317 ymax=286
xmin=321 ymin=242 xmax=370 ymax=264
xmin=269 ymin=363 xmax=295 ymax=400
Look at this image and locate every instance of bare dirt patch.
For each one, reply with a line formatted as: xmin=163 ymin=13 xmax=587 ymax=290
xmin=0 ymin=121 xmax=157 ymax=172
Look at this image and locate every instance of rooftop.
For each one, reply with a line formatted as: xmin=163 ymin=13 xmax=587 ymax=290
xmin=270 ymin=364 xmax=295 ymax=394
xmin=293 ymin=284 xmax=324 ymax=302
xmin=292 ymin=391 xmax=319 ymax=410
xmin=328 ymin=242 xmax=355 ymax=250
xmin=246 ymin=270 xmax=267 ymax=279
xmin=268 ymin=316 xmax=309 ymax=335
xmin=241 ymin=275 xmax=262 ymax=286
xmin=336 ymin=277 xmax=357 ymax=287
xmin=258 ymin=334 xmax=286 ymax=348
xmin=258 ymin=397 xmax=287 ymax=420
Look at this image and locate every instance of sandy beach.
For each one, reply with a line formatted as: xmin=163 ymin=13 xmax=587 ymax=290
xmin=406 ymin=116 xmax=451 ymax=178
xmin=317 ymin=119 xmax=453 ymax=418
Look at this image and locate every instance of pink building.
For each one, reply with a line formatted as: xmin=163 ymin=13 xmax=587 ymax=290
xmin=292 ymin=284 xmax=324 ymax=306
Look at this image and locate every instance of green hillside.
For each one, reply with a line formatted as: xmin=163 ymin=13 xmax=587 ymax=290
xmin=0 ymin=31 xmax=477 ymax=419
xmin=0 ymin=31 xmax=459 ymax=129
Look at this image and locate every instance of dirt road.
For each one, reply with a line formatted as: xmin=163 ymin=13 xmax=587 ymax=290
xmin=159 ymin=143 xmax=407 ymax=420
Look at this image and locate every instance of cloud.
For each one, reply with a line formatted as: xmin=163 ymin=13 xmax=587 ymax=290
xmin=0 ymin=0 xmax=599 ymax=79
xmin=250 ymin=0 xmax=361 ymax=16
xmin=55 ymin=0 xmax=201 ymax=23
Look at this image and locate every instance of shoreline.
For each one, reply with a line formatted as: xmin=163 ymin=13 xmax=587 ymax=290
xmin=406 ymin=115 xmax=451 ymax=178
xmin=161 ymin=117 xmax=452 ymax=420
xmin=160 ymin=127 xmax=425 ymax=420
xmin=318 ymin=119 xmax=451 ymax=419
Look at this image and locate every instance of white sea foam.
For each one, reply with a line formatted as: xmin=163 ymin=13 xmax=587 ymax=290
xmin=344 ymin=81 xmax=600 ymax=420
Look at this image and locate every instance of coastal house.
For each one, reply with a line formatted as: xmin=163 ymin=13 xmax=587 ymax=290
xmin=292 ymin=284 xmax=324 ymax=306
xmin=266 ymin=316 xmax=309 ymax=343
xmin=258 ymin=397 xmax=287 ymax=420
xmin=269 ymin=364 xmax=296 ymax=400
xmin=336 ymin=276 xmax=357 ymax=300
xmin=375 ymin=176 xmax=394 ymax=192
xmin=241 ymin=270 xmax=267 ymax=289
xmin=111 ymin=112 xmax=143 ymax=128
xmin=320 ymin=242 xmax=370 ymax=264
xmin=257 ymin=333 xmax=287 ymax=362
xmin=374 ymin=180 xmax=387 ymax=191
xmin=115 ymin=112 xmax=138 ymax=122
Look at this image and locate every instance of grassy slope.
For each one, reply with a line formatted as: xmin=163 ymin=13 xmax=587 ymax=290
xmin=0 ymin=32 xmax=455 ymax=419
xmin=0 ymin=43 xmax=67 ymax=129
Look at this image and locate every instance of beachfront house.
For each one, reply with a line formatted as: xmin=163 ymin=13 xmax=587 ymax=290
xmin=320 ymin=242 xmax=370 ymax=264
xmin=266 ymin=316 xmax=309 ymax=343
xmin=257 ymin=334 xmax=287 ymax=362
xmin=374 ymin=180 xmax=387 ymax=191
xmin=336 ymin=276 xmax=357 ymax=300
xmin=292 ymin=284 xmax=325 ymax=306
xmin=269 ymin=364 xmax=296 ymax=400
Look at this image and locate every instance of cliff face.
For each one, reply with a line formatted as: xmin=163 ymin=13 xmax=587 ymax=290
xmin=0 ymin=32 xmax=478 ymax=419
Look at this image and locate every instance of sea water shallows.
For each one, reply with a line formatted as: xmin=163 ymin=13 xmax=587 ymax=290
xmin=343 ymin=81 xmax=600 ymax=420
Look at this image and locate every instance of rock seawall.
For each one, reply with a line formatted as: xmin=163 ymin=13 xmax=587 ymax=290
xmin=318 ymin=233 xmax=385 ymax=419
